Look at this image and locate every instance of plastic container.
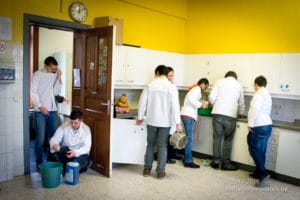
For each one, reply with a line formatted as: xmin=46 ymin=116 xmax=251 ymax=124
xmin=39 ymin=162 xmax=62 ymax=188
xmin=65 ymin=160 xmax=80 ymax=185
xmin=198 ymin=107 xmax=213 ymax=116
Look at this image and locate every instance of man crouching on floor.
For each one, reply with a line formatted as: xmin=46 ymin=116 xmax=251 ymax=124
xmin=49 ymin=110 xmax=92 ymax=175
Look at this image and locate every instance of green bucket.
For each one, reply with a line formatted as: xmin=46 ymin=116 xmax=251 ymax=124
xmin=39 ymin=162 xmax=62 ymax=188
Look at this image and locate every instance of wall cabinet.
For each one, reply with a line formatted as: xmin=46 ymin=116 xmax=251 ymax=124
xmin=252 ymin=54 xmax=282 ymax=94
xmin=146 ymin=49 xmax=185 ymax=86
xmin=113 ymin=45 xmax=150 ymax=87
xmin=253 ymin=53 xmax=300 ymax=96
xmin=111 ymin=118 xmax=147 ymax=164
xmin=208 ymin=54 xmax=254 ymax=92
xmin=184 ymin=55 xmax=211 ymax=87
xmin=113 ymin=47 xmax=300 ymax=97
xmin=279 ymin=54 xmax=300 ymax=95
xmin=276 ymin=129 xmax=300 ymax=179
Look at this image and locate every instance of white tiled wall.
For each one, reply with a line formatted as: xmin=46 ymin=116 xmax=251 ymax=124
xmin=0 ymin=43 xmax=24 ymax=182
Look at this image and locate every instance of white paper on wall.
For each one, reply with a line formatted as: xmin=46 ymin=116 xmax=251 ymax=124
xmin=0 ymin=17 xmax=12 ymax=40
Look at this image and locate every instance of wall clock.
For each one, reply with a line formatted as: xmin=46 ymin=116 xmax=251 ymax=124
xmin=69 ymin=2 xmax=88 ymax=22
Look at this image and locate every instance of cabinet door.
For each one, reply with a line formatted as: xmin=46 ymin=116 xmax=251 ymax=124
xmin=113 ymin=45 xmax=126 ymax=85
xmin=111 ymin=119 xmax=147 ymax=165
xmin=276 ymin=129 xmax=300 ymax=179
xmin=125 ymin=46 xmax=148 ymax=85
xmin=160 ymin=51 xmax=185 ymax=86
xmin=279 ymin=54 xmax=300 ymax=95
xmin=184 ymin=55 xmax=211 ymax=87
xmin=265 ymin=128 xmax=280 ymax=171
xmin=252 ymin=54 xmax=281 ymax=94
xmin=192 ymin=116 xmax=214 ymax=155
xmin=231 ymin=122 xmax=254 ymax=165
xmin=209 ymin=54 xmax=254 ymax=92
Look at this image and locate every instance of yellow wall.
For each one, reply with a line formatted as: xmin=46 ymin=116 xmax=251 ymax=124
xmin=1 ymin=0 xmax=300 ymax=53
xmin=186 ymin=0 xmax=300 ymax=53
xmin=0 ymin=0 xmax=187 ymax=53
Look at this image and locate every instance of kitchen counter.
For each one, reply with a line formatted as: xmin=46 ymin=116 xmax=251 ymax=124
xmin=237 ymin=117 xmax=300 ymax=131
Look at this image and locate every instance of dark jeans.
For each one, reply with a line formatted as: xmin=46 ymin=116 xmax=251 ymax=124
xmin=49 ymin=146 xmax=90 ymax=174
xmin=144 ymin=125 xmax=170 ymax=173
xmin=212 ymin=114 xmax=236 ymax=163
xmin=34 ymin=111 xmax=58 ymax=167
xmin=247 ymin=125 xmax=272 ymax=179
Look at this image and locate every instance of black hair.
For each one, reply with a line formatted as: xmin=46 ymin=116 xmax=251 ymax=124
xmin=44 ymin=56 xmax=58 ymax=66
xmin=254 ymin=75 xmax=267 ymax=87
xmin=225 ymin=71 xmax=237 ymax=79
xmin=197 ymin=78 xmax=209 ymax=85
xmin=167 ymin=66 xmax=174 ymax=73
xmin=154 ymin=65 xmax=169 ymax=76
xmin=70 ymin=110 xmax=83 ymax=120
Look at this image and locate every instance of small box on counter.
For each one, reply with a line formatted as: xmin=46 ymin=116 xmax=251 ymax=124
xmin=94 ymin=16 xmax=123 ymax=45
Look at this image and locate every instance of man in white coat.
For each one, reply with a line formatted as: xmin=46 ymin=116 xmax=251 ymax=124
xmin=136 ymin=65 xmax=182 ymax=179
xmin=209 ymin=71 xmax=245 ymax=170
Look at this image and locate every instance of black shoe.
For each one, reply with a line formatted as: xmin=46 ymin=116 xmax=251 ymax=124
xmin=221 ymin=162 xmax=238 ymax=171
xmin=210 ymin=161 xmax=220 ymax=169
xmin=184 ymin=162 xmax=200 ymax=169
xmin=172 ymin=154 xmax=183 ymax=160
xmin=79 ymin=167 xmax=88 ymax=173
xmin=167 ymin=159 xmax=176 ymax=164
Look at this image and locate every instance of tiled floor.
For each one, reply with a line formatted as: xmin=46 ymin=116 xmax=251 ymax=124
xmin=0 ymin=158 xmax=299 ymax=200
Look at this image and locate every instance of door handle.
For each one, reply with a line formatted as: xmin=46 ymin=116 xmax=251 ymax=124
xmin=100 ymin=100 xmax=111 ymax=115
xmin=100 ymin=100 xmax=110 ymax=106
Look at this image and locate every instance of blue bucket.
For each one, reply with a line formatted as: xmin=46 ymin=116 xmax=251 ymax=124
xmin=65 ymin=161 xmax=80 ymax=185
xmin=39 ymin=162 xmax=62 ymax=188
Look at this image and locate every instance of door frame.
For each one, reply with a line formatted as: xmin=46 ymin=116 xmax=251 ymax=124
xmin=23 ymin=13 xmax=90 ymax=174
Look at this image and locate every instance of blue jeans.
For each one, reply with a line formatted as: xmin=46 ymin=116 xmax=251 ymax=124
xmin=212 ymin=114 xmax=236 ymax=163
xmin=181 ymin=117 xmax=195 ymax=163
xmin=247 ymin=125 xmax=272 ymax=179
xmin=144 ymin=125 xmax=170 ymax=173
xmin=34 ymin=111 xmax=58 ymax=167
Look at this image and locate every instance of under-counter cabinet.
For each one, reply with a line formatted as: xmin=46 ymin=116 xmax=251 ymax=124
xmin=192 ymin=116 xmax=213 ymax=156
xmin=276 ymin=129 xmax=300 ymax=179
xmin=111 ymin=118 xmax=147 ymax=164
xmin=231 ymin=122 xmax=255 ymax=166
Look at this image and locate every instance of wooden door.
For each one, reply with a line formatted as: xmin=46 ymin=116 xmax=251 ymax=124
xmin=72 ymin=27 xmax=113 ymax=177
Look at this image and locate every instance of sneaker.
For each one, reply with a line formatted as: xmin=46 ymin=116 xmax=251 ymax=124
xmin=157 ymin=171 xmax=166 ymax=179
xmin=143 ymin=169 xmax=151 ymax=177
xmin=184 ymin=162 xmax=200 ymax=169
xmin=255 ymin=175 xmax=270 ymax=188
xmin=221 ymin=162 xmax=238 ymax=171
